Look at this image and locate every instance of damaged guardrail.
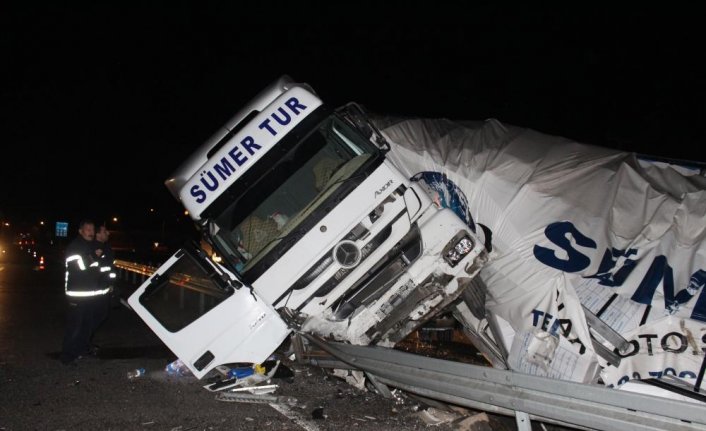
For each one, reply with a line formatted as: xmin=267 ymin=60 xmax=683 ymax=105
xmin=302 ymin=334 xmax=706 ymax=431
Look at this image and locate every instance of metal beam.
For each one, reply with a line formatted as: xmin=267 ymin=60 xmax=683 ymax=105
xmin=303 ymin=334 xmax=706 ymax=431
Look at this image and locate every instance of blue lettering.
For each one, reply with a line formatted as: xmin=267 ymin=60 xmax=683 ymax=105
xmin=199 ymin=170 xmax=219 ymax=192
xmin=213 ymin=157 xmax=235 ymax=180
xmin=535 ymin=221 xmax=706 ymax=322
xmin=533 ymin=221 xmax=596 ymax=272
xmin=549 ymin=319 xmax=561 ymax=336
xmin=631 ymin=256 xmax=673 ymax=305
xmin=271 ymin=107 xmax=292 ymax=126
xmin=541 ymin=312 xmax=553 ymax=331
xmin=585 ymin=248 xmax=638 ymax=287
xmin=531 ymin=310 xmax=572 ymax=338
xmin=630 ymin=258 xmax=706 ymax=321
xmin=687 ymin=270 xmax=706 ymax=321
xmin=240 ymin=136 xmax=262 ymax=156
xmin=258 ymin=119 xmax=277 ymax=136
xmin=680 ymin=371 xmax=697 ymax=378
xmin=190 ymin=185 xmax=206 ymax=204
xmin=228 ymin=148 xmax=248 ymax=167
xmin=285 ymin=97 xmax=307 ymax=115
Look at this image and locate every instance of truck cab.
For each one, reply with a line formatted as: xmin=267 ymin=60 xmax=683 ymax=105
xmin=128 ymin=76 xmax=488 ymax=379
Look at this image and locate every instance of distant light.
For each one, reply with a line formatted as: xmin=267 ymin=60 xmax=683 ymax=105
xmin=40 ymin=221 xmax=44 ymax=225
xmin=184 ymin=210 xmax=189 ymax=216
xmin=112 ymin=217 xmax=118 ymax=222
xmin=149 ymin=208 xmax=155 ymax=213
xmin=3 ymin=222 xmax=8 ymax=227
xmin=153 ymin=242 xmax=159 ymax=249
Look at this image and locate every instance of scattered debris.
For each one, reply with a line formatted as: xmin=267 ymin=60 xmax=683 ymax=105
xmin=165 ymin=358 xmax=192 ymax=377
xmin=455 ymin=412 xmax=492 ymax=431
xmin=331 ymin=369 xmax=366 ymax=390
xmin=415 ymin=407 xmax=463 ymax=426
xmin=390 ymin=389 xmax=407 ymax=405
xmin=215 ymin=392 xmax=297 ymax=405
xmin=228 ymin=384 xmax=278 ymax=395
xmin=204 ymin=360 xmax=281 ymax=392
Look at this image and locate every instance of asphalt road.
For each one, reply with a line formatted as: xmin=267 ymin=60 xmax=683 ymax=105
xmin=0 ymin=243 xmax=559 ymax=431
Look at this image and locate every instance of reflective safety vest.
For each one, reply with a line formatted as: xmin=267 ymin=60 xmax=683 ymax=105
xmin=64 ymin=237 xmax=109 ymax=297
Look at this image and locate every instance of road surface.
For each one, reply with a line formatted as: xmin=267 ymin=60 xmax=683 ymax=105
xmin=0 ymin=242 xmax=558 ymax=430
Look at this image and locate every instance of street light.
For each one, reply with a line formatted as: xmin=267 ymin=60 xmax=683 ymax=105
xmin=112 ymin=217 xmax=119 ymax=223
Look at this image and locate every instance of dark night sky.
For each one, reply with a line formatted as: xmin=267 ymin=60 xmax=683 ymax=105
xmin=2 ymin=3 xmax=705 ymax=229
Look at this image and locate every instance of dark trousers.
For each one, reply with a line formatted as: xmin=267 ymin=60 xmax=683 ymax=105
xmin=60 ymin=295 xmax=109 ymax=363
xmin=60 ymin=298 xmax=94 ymax=363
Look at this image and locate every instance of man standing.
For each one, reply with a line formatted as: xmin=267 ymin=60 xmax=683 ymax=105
xmin=60 ymin=219 xmax=109 ymax=365
xmin=89 ymin=224 xmax=116 ymax=349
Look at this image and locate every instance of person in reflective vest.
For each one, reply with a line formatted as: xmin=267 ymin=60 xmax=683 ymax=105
xmin=60 ymin=219 xmax=108 ymax=365
xmin=88 ymin=224 xmax=116 ymax=348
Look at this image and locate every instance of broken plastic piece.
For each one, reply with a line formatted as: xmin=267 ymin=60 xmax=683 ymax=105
xmin=215 ymin=392 xmax=297 ymax=405
xmin=228 ymin=366 xmax=255 ymax=379
xmin=165 ymin=359 xmax=192 ymax=377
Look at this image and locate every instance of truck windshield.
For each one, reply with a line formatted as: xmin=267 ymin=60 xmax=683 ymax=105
xmin=210 ymin=110 xmax=381 ymax=279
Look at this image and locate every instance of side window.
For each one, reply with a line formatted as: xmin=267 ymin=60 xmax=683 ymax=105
xmin=140 ymin=253 xmax=233 ymax=332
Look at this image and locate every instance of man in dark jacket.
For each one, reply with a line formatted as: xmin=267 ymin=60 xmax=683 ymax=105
xmin=89 ymin=224 xmax=116 ymax=348
xmin=60 ymin=219 xmax=108 ymax=365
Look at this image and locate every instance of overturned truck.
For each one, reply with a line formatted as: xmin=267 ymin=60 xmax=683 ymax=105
xmin=128 ymin=76 xmax=706 ymax=427
xmin=128 ymin=76 xmax=488 ymax=379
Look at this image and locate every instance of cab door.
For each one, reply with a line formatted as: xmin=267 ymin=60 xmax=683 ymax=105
xmin=127 ymin=243 xmax=290 ymax=379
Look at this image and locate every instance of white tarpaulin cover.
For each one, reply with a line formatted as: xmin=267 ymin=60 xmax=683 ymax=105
xmin=375 ymin=116 xmax=706 ymax=388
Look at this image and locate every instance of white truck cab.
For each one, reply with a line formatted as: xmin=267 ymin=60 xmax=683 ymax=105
xmin=128 ymin=76 xmax=488 ymax=379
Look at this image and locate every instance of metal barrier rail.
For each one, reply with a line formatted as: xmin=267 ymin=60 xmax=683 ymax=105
xmin=113 ymin=258 xmax=227 ymax=301
xmin=303 ymin=334 xmax=706 ymax=431
xmin=114 ymin=259 xmax=157 ymax=279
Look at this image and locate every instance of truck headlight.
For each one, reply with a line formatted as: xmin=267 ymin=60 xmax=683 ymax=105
xmin=443 ymin=234 xmax=474 ymax=267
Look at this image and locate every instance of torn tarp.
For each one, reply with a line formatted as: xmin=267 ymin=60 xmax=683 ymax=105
xmin=375 ymin=115 xmax=706 ymax=387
